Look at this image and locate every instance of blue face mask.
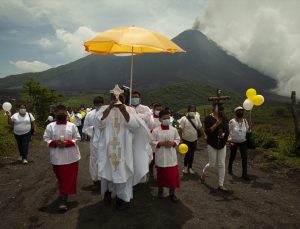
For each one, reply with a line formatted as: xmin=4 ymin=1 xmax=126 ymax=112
xmin=162 ymin=119 xmax=171 ymax=126
xmin=131 ymin=98 xmax=140 ymax=106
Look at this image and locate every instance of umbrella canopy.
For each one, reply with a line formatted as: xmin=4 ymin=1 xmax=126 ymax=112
xmin=84 ymin=26 xmax=185 ymax=104
xmin=84 ymin=26 xmax=185 ymax=54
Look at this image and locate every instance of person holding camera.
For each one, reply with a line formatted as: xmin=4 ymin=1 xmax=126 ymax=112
xmin=179 ymin=105 xmax=206 ymax=175
xmin=200 ymin=103 xmax=229 ymax=192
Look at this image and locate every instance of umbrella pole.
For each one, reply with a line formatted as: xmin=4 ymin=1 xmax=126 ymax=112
xmin=129 ymin=47 xmax=134 ymax=105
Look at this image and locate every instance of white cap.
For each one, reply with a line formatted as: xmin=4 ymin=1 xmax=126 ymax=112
xmin=234 ymin=106 xmax=244 ymax=112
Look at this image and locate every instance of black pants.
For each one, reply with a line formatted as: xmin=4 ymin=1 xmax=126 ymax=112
xmin=183 ymin=140 xmax=198 ymax=169
xmin=14 ymin=132 xmax=31 ymax=160
xmin=77 ymin=125 xmax=83 ymax=139
xmin=228 ymin=141 xmax=248 ymax=176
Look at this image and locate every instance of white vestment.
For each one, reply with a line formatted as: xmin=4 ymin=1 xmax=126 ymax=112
xmin=83 ymin=109 xmax=101 ymax=181
xmin=133 ymin=104 xmax=154 ymax=163
xmin=96 ymin=105 xmax=151 ymax=202
xmin=43 ymin=122 xmax=81 ymax=165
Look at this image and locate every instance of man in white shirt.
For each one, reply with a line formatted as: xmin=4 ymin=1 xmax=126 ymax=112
xmin=43 ymin=105 xmax=81 ymax=211
xmin=83 ymin=96 xmax=104 ymax=192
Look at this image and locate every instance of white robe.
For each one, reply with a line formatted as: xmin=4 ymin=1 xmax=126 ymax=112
xmin=96 ymin=105 xmax=151 ymax=202
xmin=83 ymin=109 xmax=101 ymax=181
xmin=133 ymin=104 xmax=154 ymax=163
xmin=151 ymin=126 xmax=180 ymax=167
xmin=43 ymin=122 xmax=81 ymax=165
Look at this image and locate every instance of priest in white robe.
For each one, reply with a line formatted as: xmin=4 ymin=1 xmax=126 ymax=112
xmin=131 ymin=91 xmax=154 ymax=180
xmin=83 ymin=96 xmax=104 ymax=192
xmin=96 ymin=85 xmax=150 ymax=209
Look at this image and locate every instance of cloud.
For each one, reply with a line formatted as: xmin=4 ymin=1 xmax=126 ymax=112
xmin=9 ymin=60 xmax=51 ymax=73
xmin=197 ymin=0 xmax=300 ymax=97
xmin=38 ymin=37 xmax=53 ymax=49
xmin=55 ymin=26 xmax=97 ymax=60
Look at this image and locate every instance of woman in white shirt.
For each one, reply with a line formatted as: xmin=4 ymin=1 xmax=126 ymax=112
xmin=228 ymin=106 xmax=251 ymax=180
xmin=6 ymin=104 xmax=36 ymax=164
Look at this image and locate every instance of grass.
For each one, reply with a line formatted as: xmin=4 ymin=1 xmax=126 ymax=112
xmin=0 ymin=112 xmax=17 ymax=157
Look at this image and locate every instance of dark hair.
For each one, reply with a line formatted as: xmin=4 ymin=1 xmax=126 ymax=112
xmin=55 ymin=104 xmax=67 ymax=111
xmin=153 ymin=103 xmax=162 ymax=109
xmin=18 ymin=103 xmax=26 ymax=108
xmin=132 ymin=91 xmax=141 ymax=97
xmin=188 ymin=105 xmax=196 ymax=112
xmin=93 ymin=96 xmax=104 ymax=105
xmin=159 ymin=109 xmax=170 ymax=118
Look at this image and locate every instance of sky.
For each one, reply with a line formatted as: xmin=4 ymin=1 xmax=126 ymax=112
xmin=0 ymin=0 xmax=299 ymax=96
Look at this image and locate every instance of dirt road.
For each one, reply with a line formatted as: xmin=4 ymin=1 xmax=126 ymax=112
xmin=0 ymin=139 xmax=300 ymax=229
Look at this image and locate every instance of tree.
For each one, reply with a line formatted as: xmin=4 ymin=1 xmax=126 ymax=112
xmin=21 ymin=79 xmax=61 ymax=123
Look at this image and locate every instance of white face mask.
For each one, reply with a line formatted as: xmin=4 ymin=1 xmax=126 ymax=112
xmin=188 ymin=112 xmax=195 ymax=117
xmin=154 ymin=110 xmax=160 ymax=116
xmin=19 ymin=108 xmax=26 ymax=114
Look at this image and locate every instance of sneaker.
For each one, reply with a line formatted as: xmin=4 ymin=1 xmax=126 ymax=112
xmin=22 ymin=159 xmax=28 ymax=164
xmin=182 ymin=167 xmax=188 ymax=174
xmin=189 ymin=168 xmax=195 ymax=174
xmin=17 ymin=156 xmax=22 ymax=161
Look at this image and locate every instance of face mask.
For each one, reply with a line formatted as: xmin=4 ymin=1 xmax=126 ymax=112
xmin=188 ymin=112 xmax=195 ymax=117
xmin=95 ymin=106 xmax=101 ymax=111
xmin=154 ymin=110 xmax=160 ymax=116
xmin=236 ymin=112 xmax=244 ymax=118
xmin=162 ymin=119 xmax=171 ymax=126
xmin=56 ymin=114 xmax=67 ymax=121
xmin=19 ymin=108 xmax=26 ymax=114
xmin=131 ymin=98 xmax=140 ymax=106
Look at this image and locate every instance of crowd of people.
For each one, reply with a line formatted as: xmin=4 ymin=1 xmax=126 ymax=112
xmin=4 ymin=85 xmax=252 ymax=211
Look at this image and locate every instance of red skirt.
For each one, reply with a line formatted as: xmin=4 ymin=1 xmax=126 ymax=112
xmin=156 ymin=165 xmax=180 ymax=189
xmin=53 ymin=161 xmax=79 ymax=195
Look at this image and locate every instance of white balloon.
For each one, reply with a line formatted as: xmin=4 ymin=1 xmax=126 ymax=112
xmin=48 ymin=116 xmax=54 ymax=121
xmin=243 ymin=99 xmax=254 ymax=111
xmin=2 ymin=102 xmax=12 ymax=111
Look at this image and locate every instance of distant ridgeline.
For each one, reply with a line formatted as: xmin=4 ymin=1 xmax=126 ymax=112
xmin=0 ymin=29 xmax=286 ymax=104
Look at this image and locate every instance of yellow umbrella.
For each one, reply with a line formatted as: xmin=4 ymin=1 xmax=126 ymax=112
xmin=84 ymin=26 xmax=185 ymax=103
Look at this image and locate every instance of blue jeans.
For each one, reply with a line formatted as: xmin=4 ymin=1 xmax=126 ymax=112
xmin=14 ymin=132 xmax=31 ymax=160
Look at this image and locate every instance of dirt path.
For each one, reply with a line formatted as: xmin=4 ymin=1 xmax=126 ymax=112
xmin=0 ymin=139 xmax=300 ymax=229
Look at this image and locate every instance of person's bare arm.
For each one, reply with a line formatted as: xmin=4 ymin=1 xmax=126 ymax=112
xmin=101 ymin=104 xmax=114 ymax=120
xmin=117 ymin=104 xmax=130 ymax=122
xmin=6 ymin=111 xmax=13 ymax=125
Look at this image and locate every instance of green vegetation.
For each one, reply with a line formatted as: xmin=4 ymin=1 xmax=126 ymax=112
xmin=21 ymin=79 xmax=62 ymax=123
xmin=0 ymin=113 xmax=17 ymax=157
xmin=1 ymin=81 xmax=300 ymax=169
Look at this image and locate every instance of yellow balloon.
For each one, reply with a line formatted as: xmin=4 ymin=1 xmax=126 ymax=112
xmin=178 ymin=143 xmax=188 ymax=154
xmin=253 ymin=95 xmax=264 ymax=106
xmin=70 ymin=116 xmax=75 ymax=123
xmin=246 ymin=88 xmax=257 ymax=100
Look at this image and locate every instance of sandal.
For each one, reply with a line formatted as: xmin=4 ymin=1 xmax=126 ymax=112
xmin=218 ymin=186 xmax=229 ymax=193
xmin=58 ymin=203 xmax=68 ymax=211
xmin=200 ymin=173 xmax=207 ymax=184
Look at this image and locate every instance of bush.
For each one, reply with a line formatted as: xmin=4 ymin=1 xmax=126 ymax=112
xmin=0 ymin=113 xmax=17 ymax=157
